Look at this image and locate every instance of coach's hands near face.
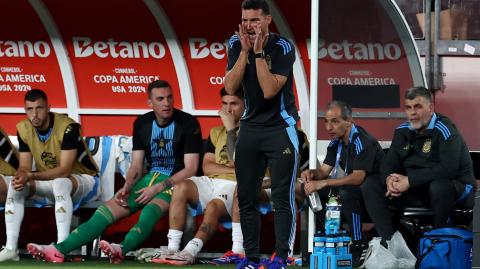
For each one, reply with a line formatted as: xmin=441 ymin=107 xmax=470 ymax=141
xmin=236 ymin=24 xmax=251 ymax=52
xmin=253 ymin=23 xmax=268 ymax=54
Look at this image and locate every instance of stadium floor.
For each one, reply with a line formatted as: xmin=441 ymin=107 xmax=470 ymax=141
xmin=0 ymin=258 xmax=311 ymax=269
xmin=0 ymin=259 xmax=235 ymax=269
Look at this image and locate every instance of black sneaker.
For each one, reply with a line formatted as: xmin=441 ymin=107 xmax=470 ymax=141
xmin=350 ymin=241 xmax=368 ymax=268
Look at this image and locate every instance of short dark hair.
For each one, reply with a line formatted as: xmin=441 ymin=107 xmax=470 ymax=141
xmin=405 ymin=86 xmax=432 ymax=103
xmin=147 ymin=80 xmax=171 ymax=97
xmin=25 ymin=89 xmax=48 ymax=103
xmin=241 ymin=0 xmax=270 ymax=15
xmin=326 ymin=100 xmax=352 ymax=121
xmin=220 ymin=87 xmax=244 ymax=99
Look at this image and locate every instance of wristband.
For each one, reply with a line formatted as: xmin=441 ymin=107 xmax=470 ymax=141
xmin=254 ymin=51 xmax=265 ymax=58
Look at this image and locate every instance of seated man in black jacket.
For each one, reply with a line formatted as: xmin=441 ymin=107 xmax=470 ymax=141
xmin=362 ymin=86 xmax=476 ymax=247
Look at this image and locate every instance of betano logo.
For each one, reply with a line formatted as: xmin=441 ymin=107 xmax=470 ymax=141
xmin=189 ymin=38 xmax=227 ymax=59
xmin=307 ymin=39 xmax=402 ymax=61
xmin=72 ymin=37 xmax=166 ymax=59
xmin=0 ymin=40 xmax=51 ymax=58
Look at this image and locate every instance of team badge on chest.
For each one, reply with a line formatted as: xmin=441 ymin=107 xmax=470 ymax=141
xmin=158 ymin=139 xmax=165 ymax=148
xmin=422 ymin=139 xmax=432 ymax=153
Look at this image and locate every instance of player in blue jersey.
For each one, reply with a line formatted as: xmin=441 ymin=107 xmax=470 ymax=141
xmin=27 ymin=80 xmax=202 ymax=264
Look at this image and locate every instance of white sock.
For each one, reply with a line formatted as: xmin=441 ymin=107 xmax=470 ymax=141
xmin=167 ymin=229 xmax=183 ymax=251
xmin=231 ymin=222 xmax=244 ymax=254
xmin=5 ymin=182 xmax=28 ymax=250
xmin=52 ymin=178 xmax=73 ymax=242
xmin=184 ymin=238 xmax=203 ymax=257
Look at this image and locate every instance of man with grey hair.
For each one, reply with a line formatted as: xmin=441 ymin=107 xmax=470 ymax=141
xmin=362 ymin=86 xmax=475 ymax=251
xmin=301 ymin=100 xmax=385 ymax=267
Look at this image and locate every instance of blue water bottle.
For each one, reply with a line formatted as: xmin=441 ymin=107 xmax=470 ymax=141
xmin=313 ymin=232 xmax=326 ymax=253
xmin=325 ymin=234 xmax=337 ymax=255
xmin=342 ymin=231 xmax=351 ymax=254
xmin=336 ymin=231 xmax=349 ymax=255
xmin=325 ymin=194 xmax=341 ymax=235
xmin=335 ymin=233 xmax=345 ymax=255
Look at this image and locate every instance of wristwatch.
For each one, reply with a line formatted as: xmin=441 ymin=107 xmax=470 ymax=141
xmin=254 ymin=51 xmax=265 ymax=58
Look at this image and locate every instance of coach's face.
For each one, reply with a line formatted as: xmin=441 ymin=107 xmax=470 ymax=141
xmin=149 ymin=87 xmax=174 ymax=124
xmin=241 ymin=9 xmax=271 ymax=46
xmin=405 ymin=96 xmax=433 ymax=131
xmin=324 ymin=106 xmax=351 ymax=141
xmin=25 ymin=98 xmax=50 ymax=131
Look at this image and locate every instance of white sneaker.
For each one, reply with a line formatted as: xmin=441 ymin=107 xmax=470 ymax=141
xmin=0 ymin=247 xmax=19 ymax=262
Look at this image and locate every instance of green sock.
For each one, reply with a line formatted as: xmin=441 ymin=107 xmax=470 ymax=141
xmin=120 ymin=203 xmax=163 ymax=254
xmin=55 ymin=205 xmax=115 ymax=254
